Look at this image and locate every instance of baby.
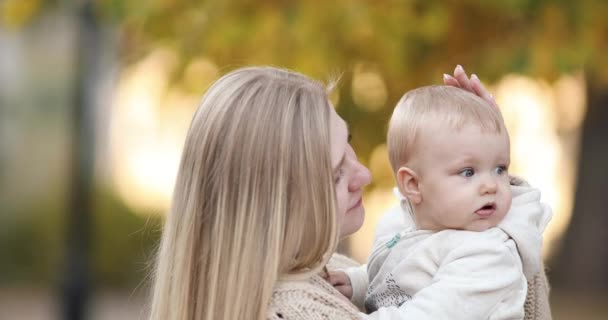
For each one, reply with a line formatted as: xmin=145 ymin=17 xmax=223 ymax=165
xmin=339 ymin=85 xmax=552 ymax=319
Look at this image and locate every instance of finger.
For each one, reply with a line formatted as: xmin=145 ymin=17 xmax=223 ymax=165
xmin=454 ymin=65 xmax=473 ymax=92
xmin=327 ymin=274 xmax=345 ymax=286
xmin=335 ymin=285 xmax=354 ymax=298
xmin=470 ymin=74 xmax=498 ymax=109
xmin=443 ymin=74 xmax=461 ymax=87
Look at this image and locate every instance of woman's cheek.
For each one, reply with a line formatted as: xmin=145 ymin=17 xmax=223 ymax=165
xmin=335 ymin=188 xmax=348 ymax=221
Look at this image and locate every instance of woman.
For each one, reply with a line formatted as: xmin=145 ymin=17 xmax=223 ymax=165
xmin=148 ymin=66 xmax=550 ymax=319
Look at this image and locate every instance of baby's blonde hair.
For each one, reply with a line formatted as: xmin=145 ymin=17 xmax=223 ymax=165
xmin=149 ymin=67 xmax=339 ymax=320
xmin=387 ymin=85 xmax=506 ymax=173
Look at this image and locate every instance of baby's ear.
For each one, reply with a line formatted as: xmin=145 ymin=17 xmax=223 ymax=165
xmin=397 ymin=167 xmax=422 ymax=205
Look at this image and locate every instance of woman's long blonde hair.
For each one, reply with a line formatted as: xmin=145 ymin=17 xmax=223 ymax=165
xmin=149 ymin=67 xmax=340 ymax=320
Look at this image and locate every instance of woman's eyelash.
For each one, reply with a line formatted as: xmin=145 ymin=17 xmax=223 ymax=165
xmin=335 ymin=168 xmax=345 ymax=184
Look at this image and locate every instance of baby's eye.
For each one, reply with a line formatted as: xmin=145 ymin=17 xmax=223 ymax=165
xmin=459 ymin=168 xmax=475 ymax=177
xmin=495 ymin=166 xmax=508 ymax=175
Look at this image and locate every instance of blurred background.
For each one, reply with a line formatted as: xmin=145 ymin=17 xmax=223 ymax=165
xmin=1 ymin=0 xmax=607 ymax=319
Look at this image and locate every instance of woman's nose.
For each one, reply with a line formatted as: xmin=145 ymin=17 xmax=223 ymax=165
xmin=349 ymin=160 xmax=372 ymax=192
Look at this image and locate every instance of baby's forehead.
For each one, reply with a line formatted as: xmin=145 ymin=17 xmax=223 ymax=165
xmin=414 ymin=123 xmax=510 ymax=159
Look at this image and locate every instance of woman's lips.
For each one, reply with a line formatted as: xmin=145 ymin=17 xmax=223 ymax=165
xmin=348 ymin=197 xmax=363 ymax=211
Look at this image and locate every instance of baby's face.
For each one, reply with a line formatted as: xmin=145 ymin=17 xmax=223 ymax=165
xmin=412 ymin=123 xmax=512 ymax=232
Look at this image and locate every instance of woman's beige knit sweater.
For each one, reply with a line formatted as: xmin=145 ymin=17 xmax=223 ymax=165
xmin=268 ymin=254 xmax=551 ymax=319
xmin=267 ymin=274 xmax=361 ymax=320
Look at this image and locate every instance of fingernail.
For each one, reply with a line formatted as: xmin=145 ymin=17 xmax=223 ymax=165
xmin=456 ymin=65 xmax=463 ymax=72
xmin=443 ymin=73 xmax=450 ymax=81
xmin=472 ymin=74 xmax=479 ymax=81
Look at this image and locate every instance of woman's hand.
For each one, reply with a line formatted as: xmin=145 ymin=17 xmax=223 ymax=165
xmin=443 ymin=65 xmax=498 ymax=109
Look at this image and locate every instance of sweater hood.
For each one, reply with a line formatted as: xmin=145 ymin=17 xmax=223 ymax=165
xmin=498 ymin=185 xmax=552 ymax=279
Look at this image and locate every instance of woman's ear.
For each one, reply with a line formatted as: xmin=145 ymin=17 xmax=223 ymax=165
xmin=397 ymin=167 xmax=422 ymax=205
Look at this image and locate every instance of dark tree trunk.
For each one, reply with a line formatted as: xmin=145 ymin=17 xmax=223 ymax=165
xmin=61 ymin=1 xmax=99 ymax=319
xmin=550 ymin=78 xmax=608 ymax=292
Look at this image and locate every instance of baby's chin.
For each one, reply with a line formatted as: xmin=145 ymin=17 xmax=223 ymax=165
xmin=464 ymin=219 xmax=501 ymax=232
xmin=465 ymin=208 xmax=508 ymax=232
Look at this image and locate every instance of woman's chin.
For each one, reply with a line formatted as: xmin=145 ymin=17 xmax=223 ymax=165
xmin=339 ymin=207 xmax=365 ymax=238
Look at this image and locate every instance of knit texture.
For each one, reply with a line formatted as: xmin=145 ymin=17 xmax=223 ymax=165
xmin=524 ymin=266 xmax=553 ymax=320
xmin=267 ymin=274 xmax=360 ymax=320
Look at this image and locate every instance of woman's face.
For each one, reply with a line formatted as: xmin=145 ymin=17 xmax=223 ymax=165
xmin=329 ymin=106 xmax=372 ymax=238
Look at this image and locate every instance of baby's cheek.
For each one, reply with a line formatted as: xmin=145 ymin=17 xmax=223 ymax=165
xmin=504 ymin=193 xmax=513 ymax=211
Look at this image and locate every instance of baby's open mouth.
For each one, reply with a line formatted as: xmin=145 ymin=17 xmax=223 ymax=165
xmin=480 ymin=203 xmax=496 ymax=210
xmin=475 ymin=203 xmax=496 ymax=217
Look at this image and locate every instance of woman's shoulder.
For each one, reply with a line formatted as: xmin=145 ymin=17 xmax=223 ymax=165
xmin=268 ymin=275 xmax=360 ymax=320
xmin=327 ymin=253 xmax=361 ymax=270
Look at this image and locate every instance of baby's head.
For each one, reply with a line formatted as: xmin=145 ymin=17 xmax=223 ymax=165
xmin=387 ymin=85 xmax=512 ymax=232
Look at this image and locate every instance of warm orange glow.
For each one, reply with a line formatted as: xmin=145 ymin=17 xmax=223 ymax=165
xmin=494 ymin=74 xmax=585 ymax=259
xmin=349 ymin=187 xmax=398 ymax=263
xmin=109 ymin=48 xmax=216 ymax=213
xmin=351 ymin=64 xmax=388 ymax=112
xmin=182 ymin=58 xmax=220 ymax=93
xmin=109 ymin=54 xmax=585 ymax=257
xmin=0 ymin=0 xmax=40 ymax=29
xmin=368 ymin=144 xmax=394 ymax=188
